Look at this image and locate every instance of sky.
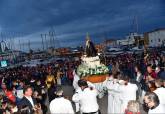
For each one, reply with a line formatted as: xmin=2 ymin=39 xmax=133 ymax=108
xmin=0 ymin=0 xmax=165 ymax=51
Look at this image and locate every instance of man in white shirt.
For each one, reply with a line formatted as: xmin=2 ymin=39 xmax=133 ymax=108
xmin=74 ymin=81 xmax=96 ymax=113
xmin=102 ymin=76 xmax=115 ymax=114
xmin=118 ymin=76 xmax=138 ymax=113
xmin=143 ymin=92 xmax=165 ymax=114
xmin=72 ymin=79 xmax=99 ymax=114
xmin=49 ymin=86 xmax=74 ymax=114
xmin=154 ymin=79 xmax=165 ymax=105
xmin=102 ymin=74 xmax=122 ymax=114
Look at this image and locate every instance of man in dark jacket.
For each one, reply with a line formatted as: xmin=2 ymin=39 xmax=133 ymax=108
xmin=18 ymin=86 xmax=37 ymax=113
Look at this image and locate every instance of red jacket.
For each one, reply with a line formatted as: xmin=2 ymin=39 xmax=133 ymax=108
xmin=5 ymin=91 xmax=16 ymax=103
xmin=125 ymin=110 xmax=140 ymax=114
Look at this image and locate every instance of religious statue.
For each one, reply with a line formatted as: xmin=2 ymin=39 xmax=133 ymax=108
xmin=85 ymin=34 xmax=97 ymax=57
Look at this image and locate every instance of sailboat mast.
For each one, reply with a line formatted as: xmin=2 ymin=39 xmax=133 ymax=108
xmin=41 ymin=34 xmax=45 ymax=51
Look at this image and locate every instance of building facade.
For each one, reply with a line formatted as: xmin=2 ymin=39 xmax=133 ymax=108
xmin=146 ymin=29 xmax=165 ymax=47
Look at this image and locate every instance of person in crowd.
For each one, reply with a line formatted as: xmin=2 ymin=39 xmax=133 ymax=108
xmin=33 ymin=80 xmax=47 ymax=114
xmin=113 ymin=73 xmax=124 ymax=113
xmin=144 ymin=65 xmax=157 ymax=92
xmin=103 ymin=72 xmax=122 ymax=114
xmin=153 ymin=79 xmax=165 ymax=105
xmin=18 ymin=86 xmax=37 ymax=113
xmin=146 ymin=65 xmax=157 ymax=79
xmin=5 ymin=86 xmax=16 ymax=103
xmin=134 ymin=65 xmax=143 ymax=83
xmin=74 ymin=86 xmax=82 ymax=113
xmin=47 ymin=82 xmax=57 ymax=102
xmin=16 ymin=80 xmax=25 ymax=102
xmin=45 ymin=71 xmax=56 ymax=89
xmin=49 ymin=86 xmax=74 ymax=114
xmin=72 ymin=79 xmax=99 ymax=114
xmin=111 ymin=62 xmax=120 ymax=74
xmin=67 ymin=68 xmax=74 ymax=85
xmin=46 ymin=71 xmax=56 ymax=102
xmin=0 ymin=90 xmax=4 ymax=106
xmin=0 ymin=101 xmax=10 ymax=114
xmin=34 ymin=104 xmax=43 ymax=114
xmin=143 ymin=92 xmax=165 ymax=114
xmin=73 ymin=69 xmax=80 ymax=91
xmin=29 ymin=77 xmax=36 ymax=87
xmin=73 ymin=75 xmax=98 ymax=113
xmin=56 ymin=69 xmax=63 ymax=85
xmin=105 ymin=74 xmax=115 ymax=114
xmin=155 ymin=65 xmax=165 ymax=80
xmin=61 ymin=69 xmax=68 ymax=85
xmin=1 ymin=83 xmax=7 ymax=96
xmin=118 ymin=75 xmax=138 ymax=113
xmin=18 ymin=105 xmax=31 ymax=114
xmin=125 ymin=100 xmax=140 ymax=114
xmin=8 ymin=101 xmax=18 ymax=114
xmin=33 ymin=91 xmax=42 ymax=105
xmin=133 ymin=64 xmax=146 ymax=103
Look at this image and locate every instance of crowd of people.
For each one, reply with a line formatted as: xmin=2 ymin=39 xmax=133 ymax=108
xmin=0 ymin=59 xmax=79 ymax=114
xmin=0 ymin=49 xmax=165 ymax=114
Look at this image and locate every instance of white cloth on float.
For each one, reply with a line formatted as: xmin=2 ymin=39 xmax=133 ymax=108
xmin=87 ymin=81 xmax=106 ymax=98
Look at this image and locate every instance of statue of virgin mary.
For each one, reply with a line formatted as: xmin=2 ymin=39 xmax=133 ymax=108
xmin=85 ymin=34 xmax=97 ymax=57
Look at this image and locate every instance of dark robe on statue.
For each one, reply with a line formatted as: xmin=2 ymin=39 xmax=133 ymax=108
xmin=85 ymin=41 xmax=97 ymax=57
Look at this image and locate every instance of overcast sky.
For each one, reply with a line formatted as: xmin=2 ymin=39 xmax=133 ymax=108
xmin=0 ymin=0 xmax=165 ymax=50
